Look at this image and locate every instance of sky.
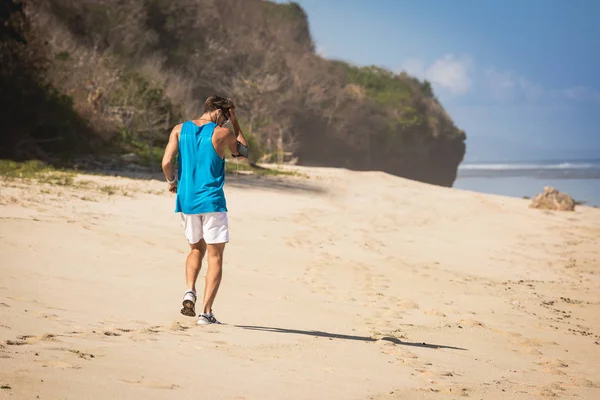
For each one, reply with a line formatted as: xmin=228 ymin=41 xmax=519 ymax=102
xmin=274 ymin=0 xmax=600 ymax=162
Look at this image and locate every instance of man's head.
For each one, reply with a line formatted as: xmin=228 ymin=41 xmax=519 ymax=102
xmin=204 ymin=95 xmax=234 ymax=126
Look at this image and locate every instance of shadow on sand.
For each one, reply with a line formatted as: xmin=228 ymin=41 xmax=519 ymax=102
xmin=77 ymin=167 xmax=326 ymax=194
xmin=234 ymin=325 xmax=467 ymax=351
xmin=225 ymin=174 xmax=326 ymax=194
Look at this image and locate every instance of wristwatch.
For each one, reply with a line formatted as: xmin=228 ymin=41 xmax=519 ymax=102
xmin=167 ymin=177 xmax=177 ymax=185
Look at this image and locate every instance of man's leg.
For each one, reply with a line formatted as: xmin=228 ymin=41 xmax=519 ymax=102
xmin=197 ymin=212 xmax=228 ymax=324
xmin=181 ymin=240 xmax=206 ymax=316
xmin=186 ymin=239 xmax=207 ymax=292
xmin=202 ymin=243 xmax=225 ymax=314
xmin=180 ymin=213 xmax=205 ymax=317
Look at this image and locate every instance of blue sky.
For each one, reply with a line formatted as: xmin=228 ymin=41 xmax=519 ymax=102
xmin=275 ymin=0 xmax=600 ymax=161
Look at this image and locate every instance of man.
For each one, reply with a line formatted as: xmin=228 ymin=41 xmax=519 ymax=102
xmin=161 ymin=95 xmax=249 ymax=325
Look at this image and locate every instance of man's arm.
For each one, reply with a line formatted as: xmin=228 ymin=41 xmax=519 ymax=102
xmin=162 ymin=124 xmax=181 ymax=192
xmin=226 ymin=108 xmax=249 ymax=158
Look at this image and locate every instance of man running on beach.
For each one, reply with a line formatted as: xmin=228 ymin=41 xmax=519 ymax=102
xmin=161 ymin=95 xmax=249 ymax=325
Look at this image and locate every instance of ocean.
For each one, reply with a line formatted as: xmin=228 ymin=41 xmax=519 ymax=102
xmin=454 ymin=159 xmax=600 ymax=207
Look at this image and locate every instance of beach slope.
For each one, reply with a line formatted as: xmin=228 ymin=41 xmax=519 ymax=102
xmin=1 ymin=166 xmax=599 ymax=399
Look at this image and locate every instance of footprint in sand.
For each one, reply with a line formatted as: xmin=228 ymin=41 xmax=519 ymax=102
xmin=570 ymin=377 xmax=600 ymax=388
xmin=65 ymin=349 xmax=96 ymax=360
xmin=378 ymin=304 xmax=404 ymax=318
xmin=30 ymin=347 xmax=98 ymax=369
xmin=396 ymin=300 xmax=420 ymax=311
xmin=516 ymin=347 xmax=543 ymax=356
xmin=40 ymin=313 xmax=62 ymax=321
xmin=423 ymin=309 xmax=447 ymax=317
xmin=5 ymin=340 xmax=27 ymax=346
xmin=439 ymin=370 xmax=459 ymax=378
xmin=378 ymin=341 xmax=420 ymax=367
xmin=9 ymin=333 xmax=59 ymax=347
xmin=538 ymin=388 xmax=559 ymax=397
xmin=36 ymin=360 xmax=80 ymax=369
xmin=120 ymin=379 xmax=179 ymax=390
xmin=457 ymin=319 xmax=485 ymax=328
xmin=417 ymin=386 xmax=472 ymax=397
xmin=536 ymin=359 xmax=570 ymax=368
xmin=169 ymin=321 xmax=193 ymax=332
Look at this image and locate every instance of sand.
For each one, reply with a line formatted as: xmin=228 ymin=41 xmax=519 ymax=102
xmin=1 ymin=166 xmax=599 ymax=399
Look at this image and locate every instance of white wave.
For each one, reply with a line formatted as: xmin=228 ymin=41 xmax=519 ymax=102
xmin=459 ymin=162 xmax=598 ymax=171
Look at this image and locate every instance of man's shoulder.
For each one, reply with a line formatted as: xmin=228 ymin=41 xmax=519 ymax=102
xmin=213 ymin=125 xmax=232 ymax=138
xmin=170 ymin=122 xmax=185 ymax=134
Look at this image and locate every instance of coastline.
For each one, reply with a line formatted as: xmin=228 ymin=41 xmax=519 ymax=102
xmin=456 ymin=159 xmax=600 ymax=207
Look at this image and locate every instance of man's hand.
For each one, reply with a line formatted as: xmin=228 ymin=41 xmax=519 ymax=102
xmin=224 ymin=101 xmax=249 ymax=158
xmin=168 ymin=181 xmax=178 ymax=194
xmin=228 ymin=103 xmax=237 ymax=123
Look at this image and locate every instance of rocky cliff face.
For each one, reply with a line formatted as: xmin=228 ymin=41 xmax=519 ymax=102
xmin=1 ymin=0 xmax=465 ymax=186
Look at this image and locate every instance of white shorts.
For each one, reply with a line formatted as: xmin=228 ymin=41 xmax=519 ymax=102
xmin=180 ymin=212 xmax=229 ymax=244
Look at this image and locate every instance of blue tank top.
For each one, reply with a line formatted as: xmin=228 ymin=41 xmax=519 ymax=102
xmin=175 ymin=121 xmax=227 ymax=214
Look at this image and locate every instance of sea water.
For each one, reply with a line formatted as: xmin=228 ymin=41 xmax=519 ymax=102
xmin=454 ymin=159 xmax=600 ymax=207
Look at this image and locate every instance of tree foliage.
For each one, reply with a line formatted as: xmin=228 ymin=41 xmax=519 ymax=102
xmin=1 ymin=0 xmax=466 ymax=186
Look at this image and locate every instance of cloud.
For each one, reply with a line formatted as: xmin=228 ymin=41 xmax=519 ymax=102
xmin=484 ymin=69 xmax=517 ymax=100
xmin=562 ymin=86 xmax=600 ymax=102
xmin=483 ymin=68 xmax=546 ymax=103
xmin=401 ymin=57 xmax=599 ymax=104
xmin=425 ymin=54 xmax=473 ymax=94
xmin=400 ymin=54 xmax=473 ymax=95
xmin=484 ymin=69 xmax=600 ymax=104
xmin=519 ymin=77 xmax=545 ymax=101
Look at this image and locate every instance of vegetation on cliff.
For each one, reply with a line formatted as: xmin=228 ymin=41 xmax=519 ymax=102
xmin=0 ymin=0 xmax=465 ymax=186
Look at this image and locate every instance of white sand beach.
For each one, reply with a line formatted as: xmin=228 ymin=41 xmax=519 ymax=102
xmin=1 ymin=166 xmax=599 ymax=399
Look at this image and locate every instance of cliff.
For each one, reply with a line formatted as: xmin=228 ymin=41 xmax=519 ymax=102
xmin=0 ymin=0 xmax=466 ymax=186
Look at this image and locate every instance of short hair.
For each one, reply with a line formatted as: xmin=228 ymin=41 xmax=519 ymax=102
xmin=204 ymin=95 xmax=234 ymax=114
